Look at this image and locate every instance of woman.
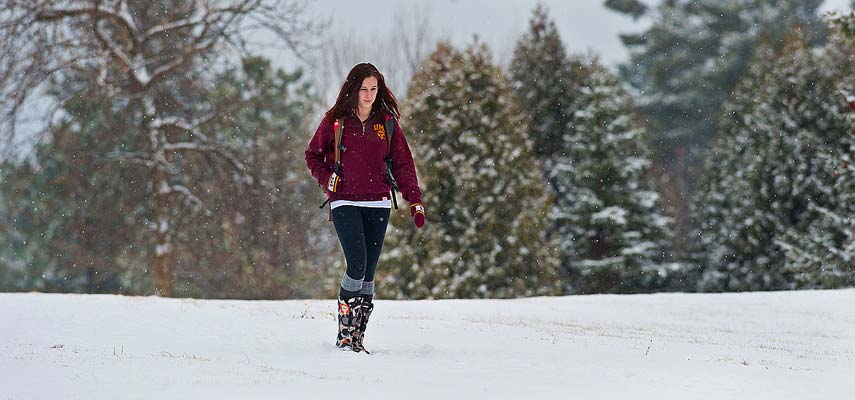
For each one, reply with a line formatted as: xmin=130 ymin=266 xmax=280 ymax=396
xmin=305 ymin=63 xmax=425 ymax=353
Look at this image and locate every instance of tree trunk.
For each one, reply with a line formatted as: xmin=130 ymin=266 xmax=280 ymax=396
xmin=654 ymin=145 xmax=689 ymax=258
xmin=153 ymin=171 xmax=174 ymax=297
xmin=154 ymin=238 xmax=174 ymax=297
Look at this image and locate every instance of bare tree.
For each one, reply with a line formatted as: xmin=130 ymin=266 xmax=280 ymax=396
xmin=307 ymin=25 xmax=370 ymax=105
xmin=307 ymin=3 xmax=438 ymax=104
xmin=388 ymin=3 xmax=438 ymax=96
xmin=0 ymin=0 xmax=317 ymax=296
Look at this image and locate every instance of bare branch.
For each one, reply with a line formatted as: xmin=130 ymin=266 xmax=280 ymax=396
xmin=162 ymin=136 xmax=282 ymax=200
xmin=141 ymin=0 xmax=258 ymax=45
xmin=143 ymin=39 xmax=217 ymax=91
xmin=150 ymin=112 xmax=218 ymax=134
xmin=91 ymin=17 xmax=142 ymax=90
xmin=158 ymin=181 xmax=213 ymax=217
xmin=34 ymin=4 xmax=139 ymax=45
xmin=104 ymin=151 xmax=155 ymax=167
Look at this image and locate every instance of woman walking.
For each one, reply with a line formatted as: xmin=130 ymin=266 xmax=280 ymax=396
xmin=305 ymin=63 xmax=425 ymax=353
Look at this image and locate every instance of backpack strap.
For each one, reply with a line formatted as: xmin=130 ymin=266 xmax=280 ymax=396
xmin=384 ymin=116 xmax=394 ymax=155
xmin=334 ymin=118 xmax=345 ymax=176
xmin=384 ymin=115 xmax=399 ymax=210
xmin=319 ymin=118 xmax=346 ymax=211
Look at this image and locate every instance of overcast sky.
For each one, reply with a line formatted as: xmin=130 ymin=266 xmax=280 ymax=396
xmin=8 ymin=0 xmax=854 ymax=156
xmin=263 ymin=0 xmax=853 ymax=72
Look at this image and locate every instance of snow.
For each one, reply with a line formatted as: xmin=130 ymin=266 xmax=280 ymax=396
xmin=2 ymin=290 xmax=854 ymax=399
xmin=591 ymin=206 xmax=628 ymax=226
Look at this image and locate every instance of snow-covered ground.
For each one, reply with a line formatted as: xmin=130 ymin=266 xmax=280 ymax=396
xmin=2 ymin=290 xmax=854 ymax=399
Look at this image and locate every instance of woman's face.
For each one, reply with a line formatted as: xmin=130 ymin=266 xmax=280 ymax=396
xmin=358 ymin=76 xmax=379 ymax=109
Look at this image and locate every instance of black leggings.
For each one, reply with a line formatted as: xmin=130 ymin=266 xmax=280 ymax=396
xmin=332 ymin=206 xmax=390 ymax=299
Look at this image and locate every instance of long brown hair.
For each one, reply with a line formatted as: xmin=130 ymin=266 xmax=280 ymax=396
xmin=325 ymin=63 xmax=399 ymax=123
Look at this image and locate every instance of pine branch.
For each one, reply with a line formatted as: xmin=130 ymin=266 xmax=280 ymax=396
xmin=604 ymin=0 xmax=648 ymax=20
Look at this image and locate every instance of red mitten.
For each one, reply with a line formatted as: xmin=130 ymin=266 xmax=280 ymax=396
xmin=410 ymin=202 xmax=425 ymax=228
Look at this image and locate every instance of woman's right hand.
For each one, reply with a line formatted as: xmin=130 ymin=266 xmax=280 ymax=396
xmin=326 ymin=172 xmax=341 ymax=193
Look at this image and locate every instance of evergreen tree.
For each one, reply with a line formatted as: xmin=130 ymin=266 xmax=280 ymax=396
xmin=608 ymin=0 xmax=827 ymax=256
xmin=693 ymin=28 xmax=851 ymax=291
xmin=607 ymin=0 xmax=826 ymax=152
xmin=0 ymin=57 xmax=328 ymax=298
xmin=775 ymin=29 xmax=855 ymax=288
xmin=510 ymin=6 xmax=676 ymax=294
xmin=378 ymin=41 xmax=561 ymax=299
xmin=0 ymin=0 xmax=318 ymax=296
xmin=830 ymin=10 xmax=855 ymax=38
xmin=509 ymin=5 xmax=575 ymax=157
xmin=167 ymin=57 xmax=330 ymax=299
xmin=549 ymin=57 xmax=676 ymax=294
xmin=604 ymin=0 xmax=647 ymax=20
xmin=0 ymin=82 xmax=146 ymax=293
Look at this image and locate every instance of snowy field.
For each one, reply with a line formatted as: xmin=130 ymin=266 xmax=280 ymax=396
xmin=2 ymin=290 xmax=854 ymax=399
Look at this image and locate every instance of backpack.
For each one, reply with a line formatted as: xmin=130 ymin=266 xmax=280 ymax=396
xmin=319 ymin=115 xmax=399 ymax=211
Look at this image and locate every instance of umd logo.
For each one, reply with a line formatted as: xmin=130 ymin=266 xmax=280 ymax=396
xmin=374 ymin=123 xmax=386 ymax=140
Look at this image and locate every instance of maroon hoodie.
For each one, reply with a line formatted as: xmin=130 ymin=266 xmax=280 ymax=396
xmin=305 ymin=113 xmax=422 ymax=205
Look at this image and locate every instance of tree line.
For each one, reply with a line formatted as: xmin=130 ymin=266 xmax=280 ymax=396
xmin=1 ymin=1 xmax=853 ymax=299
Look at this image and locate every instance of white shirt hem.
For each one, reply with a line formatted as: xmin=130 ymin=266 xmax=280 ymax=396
xmin=330 ymin=199 xmax=392 ymax=210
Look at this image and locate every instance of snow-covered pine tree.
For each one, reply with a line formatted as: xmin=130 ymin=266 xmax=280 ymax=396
xmin=607 ymin=0 xmax=826 ymax=149
xmin=378 ymin=41 xmax=561 ymax=299
xmin=509 ymin=4 xmax=575 ymax=158
xmin=0 ymin=80 xmax=145 ymax=293
xmin=691 ymin=38 xmax=778 ymax=292
xmin=693 ymin=27 xmax=851 ymax=291
xmin=775 ymin=28 xmax=855 ymax=288
xmin=608 ymin=0 xmax=828 ymax=258
xmin=509 ymin=6 xmax=676 ymax=294
xmin=547 ymin=57 xmax=675 ymax=294
xmin=828 ymin=8 xmax=855 ymax=38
